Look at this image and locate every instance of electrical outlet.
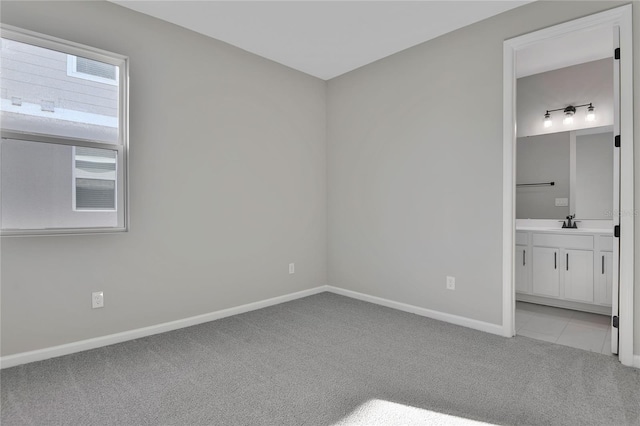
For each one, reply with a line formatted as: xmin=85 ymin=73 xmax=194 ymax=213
xmin=289 ymin=263 xmax=295 ymax=274
xmin=92 ymin=291 xmax=104 ymax=309
xmin=446 ymin=276 xmax=455 ymax=290
xmin=555 ymin=198 xmax=569 ymax=207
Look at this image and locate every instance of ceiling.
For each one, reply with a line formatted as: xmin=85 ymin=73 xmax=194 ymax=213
xmin=111 ymin=1 xmax=533 ymax=80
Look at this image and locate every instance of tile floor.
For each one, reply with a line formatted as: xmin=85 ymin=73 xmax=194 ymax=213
xmin=516 ymin=301 xmax=613 ymax=355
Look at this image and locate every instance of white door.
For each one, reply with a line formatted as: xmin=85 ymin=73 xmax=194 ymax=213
xmin=532 ymin=247 xmax=560 ymax=297
xmin=611 ymin=26 xmax=621 ymax=355
xmin=563 ymin=249 xmax=594 ymax=303
xmin=515 ymin=245 xmax=528 ymax=293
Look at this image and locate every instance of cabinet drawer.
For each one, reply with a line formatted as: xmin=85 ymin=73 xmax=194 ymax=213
xmin=599 ymin=236 xmax=613 ymax=252
xmin=516 ymin=232 xmax=528 ymax=245
xmin=532 ymin=233 xmax=593 ymax=250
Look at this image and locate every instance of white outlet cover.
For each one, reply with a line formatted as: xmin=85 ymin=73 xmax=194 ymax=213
xmin=289 ymin=263 xmax=295 ymax=274
xmin=92 ymin=291 xmax=104 ymax=309
xmin=446 ymin=276 xmax=455 ymax=290
xmin=555 ymin=198 xmax=569 ymax=207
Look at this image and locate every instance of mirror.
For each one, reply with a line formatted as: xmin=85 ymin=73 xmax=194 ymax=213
xmin=516 ymin=126 xmax=613 ymax=220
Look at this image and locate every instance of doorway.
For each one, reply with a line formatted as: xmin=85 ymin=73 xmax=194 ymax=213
xmin=516 ymin=301 xmax=613 ymax=354
xmin=502 ymin=5 xmax=634 ymax=366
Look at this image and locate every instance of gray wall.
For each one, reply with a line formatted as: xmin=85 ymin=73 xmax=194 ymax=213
xmin=517 ymin=58 xmax=613 ymax=138
xmin=327 ymin=0 xmax=640 ymax=356
xmin=516 ymin=132 xmax=570 ymax=219
xmin=0 ymin=1 xmax=327 ymax=356
xmin=2 ymin=1 xmax=640 ymax=359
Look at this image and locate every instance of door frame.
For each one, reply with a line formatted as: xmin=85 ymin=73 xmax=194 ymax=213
xmin=502 ymin=5 xmax=634 ymax=367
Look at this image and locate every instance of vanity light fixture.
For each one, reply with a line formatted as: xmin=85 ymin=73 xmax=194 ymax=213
xmin=585 ymin=103 xmax=596 ymax=122
xmin=562 ymin=105 xmax=576 ymax=125
xmin=542 ymin=103 xmax=595 ymax=128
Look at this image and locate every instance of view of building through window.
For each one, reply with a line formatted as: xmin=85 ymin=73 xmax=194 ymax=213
xmin=1 ymin=38 xmax=119 ymax=143
xmin=0 ymin=31 xmax=127 ymax=234
xmin=74 ymin=147 xmax=117 ymax=211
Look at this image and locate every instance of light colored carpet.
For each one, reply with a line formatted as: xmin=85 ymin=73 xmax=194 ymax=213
xmin=1 ymin=292 xmax=639 ymax=425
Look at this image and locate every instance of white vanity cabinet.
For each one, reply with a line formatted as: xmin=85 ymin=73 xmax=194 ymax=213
xmin=563 ymin=249 xmax=594 ymax=303
xmin=515 ymin=232 xmax=530 ymax=293
xmin=531 ymin=247 xmax=560 ymax=297
xmin=595 ymin=236 xmax=613 ymax=306
xmin=516 ymin=228 xmax=612 ymax=314
xmin=515 ymin=245 xmax=529 ymax=293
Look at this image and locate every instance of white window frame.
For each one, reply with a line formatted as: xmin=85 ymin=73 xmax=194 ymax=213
xmin=66 ymin=55 xmax=119 ymax=86
xmin=1 ymin=25 xmax=129 ymax=236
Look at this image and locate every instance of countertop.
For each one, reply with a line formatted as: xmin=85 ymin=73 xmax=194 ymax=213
xmin=516 ymin=227 xmax=613 ymax=235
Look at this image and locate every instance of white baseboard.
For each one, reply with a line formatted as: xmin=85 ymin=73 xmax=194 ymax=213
xmin=7 ymin=284 xmax=626 ymax=370
xmin=326 ymin=286 xmax=504 ymax=336
xmin=516 ymin=293 xmax=612 ymax=316
xmin=634 ymin=355 xmax=640 ymax=369
xmin=0 ymin=285 xmax=328 ymax=369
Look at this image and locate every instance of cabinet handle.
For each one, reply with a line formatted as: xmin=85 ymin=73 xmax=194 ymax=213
xmin=602 ymin=255 xmax=605 ymax=274
xmin=523 ymin=250 xmax=526 ymax=266
xmin=566 ymin=253 xmax=569 ymax=271
xmin=554 ymin=252 xmax=557 ymax=269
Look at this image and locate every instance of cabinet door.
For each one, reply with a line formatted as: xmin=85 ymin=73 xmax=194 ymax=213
xmin=515 ymin=245 xmax=529 ymax=293
xmin=532 ymin=247 xmax=560 ymax=297
xmin=563 ymin=249 xmax=594 ymax=303
xmin=595 ymin=252 xmax=613 ymax=306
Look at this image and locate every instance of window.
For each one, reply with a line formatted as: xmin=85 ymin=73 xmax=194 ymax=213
xmin=73 ymin=147 xmax=117 ymax=211
xmin=0 ymin=26 xmax=128 ymax=235
xmin=67 ymin=55 xmax=118 ymax=85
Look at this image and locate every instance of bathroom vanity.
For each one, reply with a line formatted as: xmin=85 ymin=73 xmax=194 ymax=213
xmin=515 ymin=225 xmax=613 ymax=315
xmin=515 ymin=127 xmax=615 ymax=316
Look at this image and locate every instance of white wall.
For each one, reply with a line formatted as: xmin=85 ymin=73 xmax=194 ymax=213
xmin=327 ymin=0 xmax=640 ymax=358
xmin=517 ymin=58 xmax=613 ymax=138
xmin=0 ymin=1 xmax=327 ymax=356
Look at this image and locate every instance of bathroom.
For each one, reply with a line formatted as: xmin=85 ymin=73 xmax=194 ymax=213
xmin=514 ymin=28 xmax=617 ymax=355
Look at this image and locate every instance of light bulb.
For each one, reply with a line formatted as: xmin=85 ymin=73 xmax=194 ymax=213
xmin=586 ymin=104 xmax=595 ymax=122
xmin=563 ymin=105 xmax=576 ymax=125
xmin=543 ymin=112 xmax=552 ymax=128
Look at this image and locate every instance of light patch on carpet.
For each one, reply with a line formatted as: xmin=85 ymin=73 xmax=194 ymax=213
xmin=334 ymin=399 xmax=496 ymax=426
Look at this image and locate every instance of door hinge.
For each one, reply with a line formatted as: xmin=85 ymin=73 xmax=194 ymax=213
xmin=612 ymin=316 xmax=619 ymax=328
xmin=614 ymin=225 xmax=620 ymax=238
xmin=614 ymin=48 xmax=620 ymax=60
xmin=615 ymin=135 xmax=620 ymax=148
